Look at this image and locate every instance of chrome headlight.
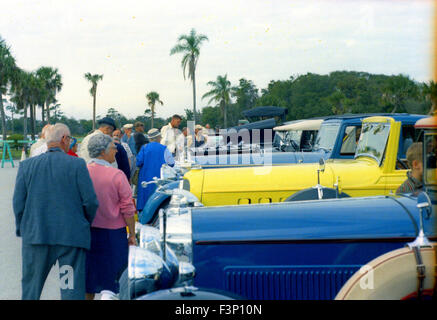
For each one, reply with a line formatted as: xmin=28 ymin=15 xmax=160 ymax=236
xmin=138 ymin=223 xmax=179 ymax=285
xmin=177 ymin=261 xmax=196 ymax=285
xmin=168 ymin=189 xmax=200 ymax=206
xmin=128 ymin=246 xmax=168 ymax=299
xmin=168 ymin=193 xmax=190 ymax=208
xmin=159 ymin=206 xmax=193 ymax=263
xmin=128 ymin=246 xmax=166 ymax=280
xmin=138 ymin=224 xmax=162 ymax=257
xmin=160 ymin=164 xmax=177 ymax=180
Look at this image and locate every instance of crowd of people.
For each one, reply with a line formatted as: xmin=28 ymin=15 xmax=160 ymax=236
xmin=12 ymin=113 xmax=212 ymax=300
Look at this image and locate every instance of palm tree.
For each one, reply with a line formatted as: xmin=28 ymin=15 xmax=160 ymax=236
xmin=10 ymin=68 xmax=29 ymax=139
xmin=84 ymin=73 xmax=103 ymax=130
xmin=6 ymin=102 xmax=18 ymax=133
xmin=10 ymin=70 xmax=43 ymax=140
xmin=36 ymin=66 xmax=63 ymax=123
xmin=49 ymin=103 xmax=62 ymax=121
xmin=202 ymin=74 xmax=232 ymax=128
xmin=27 ymin=72 xmax=45 ymax=140
xmin=170 ymin=28 xmax=208 ymax=123
xmin=422 ymin=80 xmax=437 ymax=114
xmin=381 ymin=75 xmax=418 ymax=113
xmin=0 ymin=36 xmax=17 ymax=140
xmin=146 ymin=91 xmax=163 ymax=128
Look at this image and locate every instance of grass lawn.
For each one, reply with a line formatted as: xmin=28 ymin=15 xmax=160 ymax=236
xmin=0 ymin=146 xmax=30 ymax=161
xmin=10 ymin=148 xmax=25 ymax=160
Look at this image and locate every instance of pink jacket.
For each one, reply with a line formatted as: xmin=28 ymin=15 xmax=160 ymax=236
xmin=87 ymin=162 xmax=136 ymax=229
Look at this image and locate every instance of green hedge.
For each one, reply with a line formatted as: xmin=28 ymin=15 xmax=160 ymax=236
xmin=7 ymin=134 xmax=26 ymax=149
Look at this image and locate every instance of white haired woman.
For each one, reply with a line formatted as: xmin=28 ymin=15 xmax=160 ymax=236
xmin=85 ymin=134 xmax=137 ymax=300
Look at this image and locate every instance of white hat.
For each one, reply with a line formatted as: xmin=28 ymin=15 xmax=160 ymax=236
xmin=122 ymin=123 xmax=133 ymax=129
xmin=195 ymin=124 xmax=203 ymax=130
xmin=147 ymin=128 xmax=161 ymax=139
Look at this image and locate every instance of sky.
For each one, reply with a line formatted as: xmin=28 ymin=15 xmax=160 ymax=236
xmin=0 ymin=0 xmax=434 ymax=121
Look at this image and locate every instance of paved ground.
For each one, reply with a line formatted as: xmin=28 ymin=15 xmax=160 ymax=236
xmin=0 ymin=161 xmax=60 ymax=300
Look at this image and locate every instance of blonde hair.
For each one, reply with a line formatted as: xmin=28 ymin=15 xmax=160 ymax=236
xmin=406 ymin=142 xmax=422 ymax=168
xmin=41 ymin=124 xmax=53 ymax=139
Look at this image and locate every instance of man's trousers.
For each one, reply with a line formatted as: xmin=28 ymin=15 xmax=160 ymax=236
xmin=21 ymin=243 xmax=86 ymax=300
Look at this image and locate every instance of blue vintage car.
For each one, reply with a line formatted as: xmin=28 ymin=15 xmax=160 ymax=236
xmin=187 ymin=194 xmax=435 ymax=299
xmin=119 ymin=193 xmax=435 ymax=301
xmin=139 ymin=113 xmax=427 ymax=225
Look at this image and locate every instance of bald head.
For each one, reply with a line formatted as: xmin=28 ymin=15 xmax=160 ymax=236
xmin=46 ymin=123 xmax=71 ymax=153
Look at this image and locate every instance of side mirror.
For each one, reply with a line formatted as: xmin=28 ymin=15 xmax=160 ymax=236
xmin=319 ymin=158 xmax=325 ymax=172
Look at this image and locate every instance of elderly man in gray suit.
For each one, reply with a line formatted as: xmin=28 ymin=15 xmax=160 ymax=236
xmin=13 ymin=123 xmax=99 ymax=300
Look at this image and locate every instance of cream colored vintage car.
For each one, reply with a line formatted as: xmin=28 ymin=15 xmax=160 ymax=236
xmin=183 ymin=116 xmax=421 ymax=206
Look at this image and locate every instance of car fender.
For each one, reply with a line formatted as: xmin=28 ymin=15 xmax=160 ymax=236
xmin=140 ymin=181 xmax=180 ymax=224
xmin=140 ymin=182 xmax=201 ymax=225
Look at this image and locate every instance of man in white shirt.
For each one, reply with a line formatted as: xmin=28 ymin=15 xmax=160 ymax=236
xmin=160 ymin=114 xmax=182 ymax=156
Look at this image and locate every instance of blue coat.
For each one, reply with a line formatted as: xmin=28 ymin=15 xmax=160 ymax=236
xmin=136 ymin=142 xmax=168 ymax=212
xmin=13 ymin=147 xmax=99 ymax=250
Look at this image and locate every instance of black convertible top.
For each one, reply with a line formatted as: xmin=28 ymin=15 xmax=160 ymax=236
xmin=242 ymin=106 xmax=288 ymax=119
xmin=227 ymin=118 xmax=277 ymax=132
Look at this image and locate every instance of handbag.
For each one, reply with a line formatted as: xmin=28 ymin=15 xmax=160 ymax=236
xmin=131 ymin=167 xmax=140 ymax=186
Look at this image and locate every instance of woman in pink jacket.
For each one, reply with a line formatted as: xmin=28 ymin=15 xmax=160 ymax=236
xmin=85 ymin=134 xmax=137 ymax=300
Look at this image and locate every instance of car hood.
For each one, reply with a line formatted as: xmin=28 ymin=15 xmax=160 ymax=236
xmin=194 ymin=151 xmax=330 ymax=168
xmin=191 ymin=195 xmax=431 ymax=243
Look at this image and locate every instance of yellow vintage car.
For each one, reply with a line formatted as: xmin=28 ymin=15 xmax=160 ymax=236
xmin=183 ymin=116 xmax=421 ymax=206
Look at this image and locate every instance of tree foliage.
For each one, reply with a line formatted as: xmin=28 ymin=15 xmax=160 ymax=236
xmin=0 ymin=36 xmax=17 ymax=140
xmin=84 ymin=72 xmax=103 ymax=130
xmin=202 ymin=74 xmax=232 ymax=128
xmin=170 ymin=28 xmax=208 ymax=123
xmin=145 ymin=91 xmax=163 ymax=128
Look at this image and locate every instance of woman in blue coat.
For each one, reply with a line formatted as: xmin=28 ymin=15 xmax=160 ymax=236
xmin=136 ymin=128 xmax=175 ymax=217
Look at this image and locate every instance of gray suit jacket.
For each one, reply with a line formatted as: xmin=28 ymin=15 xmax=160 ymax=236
xmin=13 ymin=147 xmax=99 ymax=250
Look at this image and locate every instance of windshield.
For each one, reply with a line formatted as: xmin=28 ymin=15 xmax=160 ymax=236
xmin=313 ymin=124 xmax=340 ymax=151
xmin=424 ymin=133 xmax=437 ymax=186
xmin=280 ymin=130 xmax=301 ymax=148
xmin=355 ymin=122 xmax=390 ymax=164
xmin=285 ymin=130 xmax=302 ymax=143
xmin=204 ymin=135 xmax=224 ymax=148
